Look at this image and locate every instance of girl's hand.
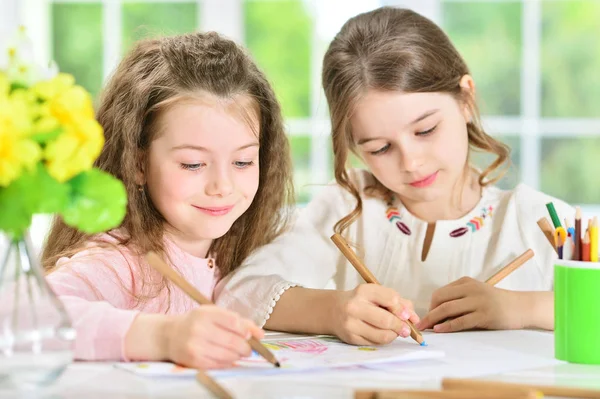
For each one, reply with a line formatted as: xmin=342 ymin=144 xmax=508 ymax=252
xmin=164 ymin=306 xmax=264 ymax=369
xmin=416 ymin=277 xmax=525 ymax=333
xmin=331 ymin=283 xmax=419 ymax=346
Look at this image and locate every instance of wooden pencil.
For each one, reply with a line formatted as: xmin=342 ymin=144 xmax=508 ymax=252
xmin=591 ymin=216 xmax=598 ymax=262
xmin=485 ymin=249 xmax=534 ymax=286
xmin=537 ymin=217 xmax=558 ymax=254
xmin=196 ymin=370 xmax=233 ymax=399
xmin=355 ymin=389 xmax=539 ymax=399
xmin=330 ymin=233 xmax=425 ymax=346
xmin=442 ymin=377 xmax=600 ymax=398
xmin=582 ymin=231 xmax=591 ymax=262
xmin=145 ymin=252 xmax=280 ymax=368
xmin=574 ymin=207 xmax=582 ymax=261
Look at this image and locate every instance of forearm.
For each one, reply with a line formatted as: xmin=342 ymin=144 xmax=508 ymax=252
xmin=264 ymin=287 xmax=339 ymax=335
xmin=125 ymin=313 xmax=175 ymax=361
xmin=522 ymin=291 xmax=554 ymax=330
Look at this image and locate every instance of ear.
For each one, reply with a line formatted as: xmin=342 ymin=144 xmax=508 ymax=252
xmin=459 ymin=74 xmax=476 ymax=123
xmin=135 ymin=151 xmax=146 ymax=186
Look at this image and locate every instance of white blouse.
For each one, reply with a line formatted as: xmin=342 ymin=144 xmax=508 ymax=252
xmin=215 ymin=169 xmax=573 ymax=326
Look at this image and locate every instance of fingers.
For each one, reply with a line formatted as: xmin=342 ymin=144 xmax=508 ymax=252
xmin=417 ymin=298 xmax=474 ymax=331
xmin=360 ymin=284 xmax=404 ymax=311
xmin=210 ymin=308 xmax=263 ymax=341
xmin=433 ymin=311 xmax=481 ymax=333
xmin=346 ymin=320 xmax=400 ymax=346
xmin=356 ymin=284 xmax=415 ymax=321
xmin=428 ymin=280 xmax=472 ymax=311
xmin=356 ymin=304 xmax=409 ymax=337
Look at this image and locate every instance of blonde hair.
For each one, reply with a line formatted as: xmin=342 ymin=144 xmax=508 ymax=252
xmin=42 ymin=32 xmax=294 ymax=302
xmin=322 ymin=7 xmax=510 ymax=234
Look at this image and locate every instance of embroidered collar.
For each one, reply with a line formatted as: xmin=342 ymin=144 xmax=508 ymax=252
xmin=385 ymin=197 xmax=493 ymax=238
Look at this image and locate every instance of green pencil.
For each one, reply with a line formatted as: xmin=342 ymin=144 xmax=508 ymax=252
xmin=545 ymin=202 xmax=562 ymax=229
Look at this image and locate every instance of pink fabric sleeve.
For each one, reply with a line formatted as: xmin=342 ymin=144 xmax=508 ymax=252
xmin=46 ymin=246 xmax=142 ymax=361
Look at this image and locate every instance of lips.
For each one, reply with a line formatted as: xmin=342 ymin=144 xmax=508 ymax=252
xmin=409 ymin=171 xmax=438 ymax=188
xmin=192 ymin=205 xmax=234 ymax=216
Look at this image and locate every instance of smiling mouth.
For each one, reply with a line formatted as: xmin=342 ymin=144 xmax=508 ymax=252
xmin=409 ymin=171 xmax=438 ymax=188
xmin=192 ymin=205 xmax=234 ymax=216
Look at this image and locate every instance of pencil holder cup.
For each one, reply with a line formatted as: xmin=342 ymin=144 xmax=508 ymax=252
xmin=554 ymin=260 xmax=600 ymax=365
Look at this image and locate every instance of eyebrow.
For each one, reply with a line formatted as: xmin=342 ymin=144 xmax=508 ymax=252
xmin=356 ymin=109 xmax=440 ymax=145
xmin=171 ymin=142 xmax=259 ymax=152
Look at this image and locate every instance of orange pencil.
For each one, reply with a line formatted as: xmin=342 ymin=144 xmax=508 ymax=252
xmin=330 ymin=233 xmax=425 ymax=346
xmin=582 ymin=231 xmax=591 ymax=262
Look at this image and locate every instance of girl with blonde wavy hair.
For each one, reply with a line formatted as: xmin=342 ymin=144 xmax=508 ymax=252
xmin=217 ymin=7 xmax=572 ymax=346
xmin=43 ymin=31 xmax=294 ymax=368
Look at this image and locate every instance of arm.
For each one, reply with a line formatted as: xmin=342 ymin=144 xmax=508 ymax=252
xmin=49 ymin=249 xmax=263 ymax=367
xmin=522 ymin=291 xmax=554 ymax=330
xmin=214 ymin=183 xmax=352 ymax=326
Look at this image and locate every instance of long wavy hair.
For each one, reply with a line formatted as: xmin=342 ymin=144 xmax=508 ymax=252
xmin=42 ymin=32 xmax=294 ymax=303
xmin=322 ymin=7 xmax=510 ymax=234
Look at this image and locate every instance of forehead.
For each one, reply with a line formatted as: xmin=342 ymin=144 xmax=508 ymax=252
xmin=156 ymin=94 xmax=260 ymax=143
xmin=350 ymin=90 xmax=458 ymax=136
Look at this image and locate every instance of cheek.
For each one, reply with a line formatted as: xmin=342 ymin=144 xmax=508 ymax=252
xmin=239 ymin=169 xmax=260 ymax=199
xmin=148 ymin=165 xmax=197 ymax=205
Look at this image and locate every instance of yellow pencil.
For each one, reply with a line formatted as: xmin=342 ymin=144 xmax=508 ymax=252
xmin=591 ymin=216 xmax=598 ymax=262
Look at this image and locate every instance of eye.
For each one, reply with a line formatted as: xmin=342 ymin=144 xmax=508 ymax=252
xmin=416 ymin=125 xmax=437 ymax=136
xmin=234 ymin=161 xmax=254 ymax=169
xmin=180 ymin=163 xmax=204 ymax=171
xmin=370 ymin=143 xmax=390 ymax=155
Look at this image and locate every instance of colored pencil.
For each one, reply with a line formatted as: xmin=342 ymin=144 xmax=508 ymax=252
xmin=196 ymin=370 xmax=233 ymax=399
xmin=145 ymin=252 xmax=280 ymax=368
xmin=582 ymin=231 xmax=591 ymax=262
xmin=537 ymin=217 xmax=558 ymax=254
xmin=355 ymin=389 xmax=539 ymax=399
xmin=485 ymin=249 xmax=534 ymax=286
xmin=330 ymin=233 xmax=425 ymax=346
xmin=546 ymin=202 xmax=562 ymax=229
xmin=574 ymin=207 xmax=582 ymax=261
xmin=591 ymin=217 xmax=598 ymax=262
xmin=442 ymin=377 xmax=600 ymax=398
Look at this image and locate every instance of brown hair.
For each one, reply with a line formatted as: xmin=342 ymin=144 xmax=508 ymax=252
xmin=322 ymin=7 xmax=510 ymax=234
xmin=42 ymin=32 xmax=294 ymax=299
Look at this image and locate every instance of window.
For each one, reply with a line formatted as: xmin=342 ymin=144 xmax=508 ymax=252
xmin=8 ymin=0 xmax=600 ymax=221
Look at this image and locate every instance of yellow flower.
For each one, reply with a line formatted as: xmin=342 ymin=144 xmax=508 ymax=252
xmin=0 ymin=73 xmax=9 ymax=99
xmin=0 ymin=95 xmax=42 ymax=186
xmin=32 ymin=73 xmax=75 ymax=101
xmin=44 ymin=117 xmax=104 ymax=182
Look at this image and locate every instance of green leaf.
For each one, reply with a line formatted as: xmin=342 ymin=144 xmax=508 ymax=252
xmin=0 ymin=165 xmax=71 ymax=239
xmin=10 ymin=82 xmax=29 ymax=93
xmin=30 ymin=127 xmax=64 ymax=145
xmin=0 ymin=173 xmax=35 ymax=239
xmin=33 ymin=164 xmax=71 ymax=214
xmin=61 ymin=169 xmax=127 ymax=233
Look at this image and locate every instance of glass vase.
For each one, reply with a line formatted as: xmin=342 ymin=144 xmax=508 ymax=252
xmin=0 ymin=232 xmax=76 ymax=390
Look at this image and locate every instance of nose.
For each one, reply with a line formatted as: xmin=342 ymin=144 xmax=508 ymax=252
xmin=204 ymin=164 xmax=234 ymax=197
xmin=398 ymin=141 xmax=423 ymax=173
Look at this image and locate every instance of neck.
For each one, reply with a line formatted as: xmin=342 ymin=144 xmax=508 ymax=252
xmin=401 ymin=170 xmax=482 ymax=223
xmin=164 ymin=226 xmax=212 ymax=259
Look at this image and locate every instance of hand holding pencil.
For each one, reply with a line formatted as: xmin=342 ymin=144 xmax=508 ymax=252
xmin=330 ymin=233 xmax=423 ymax=346
xmin=417 ymin=249 xmax=535 ymax=333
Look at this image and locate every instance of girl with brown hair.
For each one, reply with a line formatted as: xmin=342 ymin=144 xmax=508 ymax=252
xmin=43 ymin=31 xmax=294 ymax=368
xmin=217 ymin=7 xmax=572 ymax=346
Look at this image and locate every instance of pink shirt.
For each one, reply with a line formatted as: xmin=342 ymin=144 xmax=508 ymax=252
xmin=46 ymin=234 xmax=218 ymax=361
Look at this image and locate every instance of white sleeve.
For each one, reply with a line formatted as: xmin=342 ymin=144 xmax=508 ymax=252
xmin=214 ymin=182 xmax=357 ymax=326
xmin=513 ymin=184 xmax=575 ymax=289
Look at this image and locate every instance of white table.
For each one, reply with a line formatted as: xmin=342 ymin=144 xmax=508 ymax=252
xmin=2 ymin=330 xmax=599 ymax=399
